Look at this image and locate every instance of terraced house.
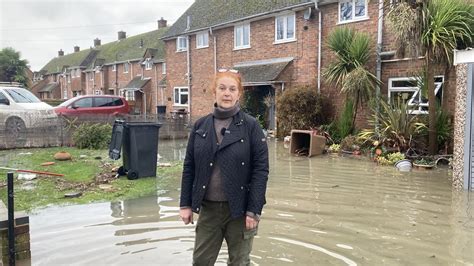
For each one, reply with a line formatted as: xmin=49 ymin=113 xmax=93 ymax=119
xmin=161 ymin=0 xmax=456 ymax=128
xmin=34 ymin=18 xmax=169 ymax=115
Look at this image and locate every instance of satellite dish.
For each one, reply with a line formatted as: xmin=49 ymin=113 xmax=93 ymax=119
xmin=304 ymin=7 xmax=312 ymax=20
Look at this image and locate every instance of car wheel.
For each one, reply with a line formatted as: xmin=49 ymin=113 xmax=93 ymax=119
xmin=6 ymin=117 xmax=27 ymax=147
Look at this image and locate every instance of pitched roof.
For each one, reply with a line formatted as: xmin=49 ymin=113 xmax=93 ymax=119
xmin=41 ymin=28 xmax=168 ymax=74
xmin=40 ymin=49 xmax=98 ymax=74
xmin=162 ymin=0 xmax=313 ymax=39
xmin=123 ymin=76 xmax=151 ymax=90
xmin=91 ymin=27 xmax=168 ymax=68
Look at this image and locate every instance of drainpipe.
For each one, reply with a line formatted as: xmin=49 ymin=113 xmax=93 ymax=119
xmin=210 ymin=27 xmax=217 ymax=73
xmin=315 ymin=0 xmax=322 ymax=94
xmin=187 ymin=35 xmax=192 ymax=124
xmin=375 ymin=0 xmax=384 ymax=134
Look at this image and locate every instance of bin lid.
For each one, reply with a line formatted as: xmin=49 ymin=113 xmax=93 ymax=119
xmin=124 ymin=122 xmax=162 ymax=128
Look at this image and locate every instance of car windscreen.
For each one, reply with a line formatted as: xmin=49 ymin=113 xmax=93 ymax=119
xmin=5 ymin=88 xmax=41 ymax=103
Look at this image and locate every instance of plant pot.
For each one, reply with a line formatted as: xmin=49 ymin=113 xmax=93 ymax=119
xmin=395 ymin=159 xmax=412 ymax=171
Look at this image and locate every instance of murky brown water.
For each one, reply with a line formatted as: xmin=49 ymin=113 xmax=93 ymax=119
xmin=18 ymin=139 xmax=474 ymax=265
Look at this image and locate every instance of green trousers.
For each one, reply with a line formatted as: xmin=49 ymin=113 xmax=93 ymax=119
xmin=193 ymin=200 xmax=257 ymax=266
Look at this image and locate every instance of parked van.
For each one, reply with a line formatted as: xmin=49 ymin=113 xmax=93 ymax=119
xmin=0 ymin=83 xmax=57 ymax=139
xmin=54 ymin=95 xmax=130 ymax=118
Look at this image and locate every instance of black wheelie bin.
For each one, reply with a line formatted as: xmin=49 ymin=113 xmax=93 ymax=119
xmin=109 ymin=120 xmax=162 ymax=180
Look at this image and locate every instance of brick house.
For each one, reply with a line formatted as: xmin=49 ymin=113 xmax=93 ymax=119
xmin=37 ymin=18 xmax=168 ymax=115
xmin=161 ymin=0 xmax=455 ymax=129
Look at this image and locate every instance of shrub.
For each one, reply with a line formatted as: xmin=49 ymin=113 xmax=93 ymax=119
xmin=72 ymin=123 xmax=112 ymax=149
xmin=276 ymin=85 xmax=330 ymax=137
xmin=340 ymin=135 xmax=361 ymax=152
xmin=376 ymin=152 xmax=405 ymax=165
xmin=358 ymin=99 xmax=425 ymax=152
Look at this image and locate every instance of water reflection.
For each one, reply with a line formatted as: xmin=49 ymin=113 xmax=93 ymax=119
xmin=21 ymin=139 xmax=474 ymax=265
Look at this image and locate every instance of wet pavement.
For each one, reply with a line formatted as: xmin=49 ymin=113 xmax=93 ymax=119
xmin=18 ymin=139 xmax=474 ymax=265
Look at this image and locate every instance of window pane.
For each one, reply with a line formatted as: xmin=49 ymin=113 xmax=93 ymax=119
xmin=390 ymin=91 xmax=415 ymax=105
xmin=392 ymin=80 xmax=417 ymax=88
xmin=340 ymin=1 xmax=352 ymax=21
xmin=174 ymin=89 xmax=179 ymax=103
xmin=74 ymin=98 xmax=93 ymax=108
xmin=235 ymin=27 xmax=242 ymax=47
xmin=355 ymin=0 xmax=365 ymax=17
xmin=287 ymin=15 xmax=295 ymax=39
xmin=181 ymin=94 xmax=188 ymax=105
xmin=243 ymin=25 xmax=250 ymax=46
xmin=276 ymin=17 xmax=284 ymax=40
xmin=203 ymin=33 xmax=209 ymax=46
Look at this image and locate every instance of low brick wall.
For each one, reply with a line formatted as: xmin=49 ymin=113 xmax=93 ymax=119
xmin=0 ymin=200 xmax=31 ymax=263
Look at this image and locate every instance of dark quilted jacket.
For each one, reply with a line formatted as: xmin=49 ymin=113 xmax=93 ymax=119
xmin=180 ymin=111 xmax=269 ymax=218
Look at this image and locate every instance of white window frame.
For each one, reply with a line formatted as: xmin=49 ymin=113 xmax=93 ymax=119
xmin=388 ymin=76 xmax=444 ymax=115
xmin=162 ymin=62 xmax=166 ymax=74
xmin=177 ymin=36 xmax=188 ymax=52
xmin=234 ymin=23 xmax=251 ymax=50
xmin=196 ymin=31 xmax=209 ymax=49
xmin=89 ymin=72 xmax=94 ymax=81
xmin=123 ymin=62 xmax=129 ymax=73
xmin=112 ymin=64 xmax=116 ymax=72
xmin=275 ymin=12 xmax=296 ymax=44
xmin=67 ymin=74 xmax=71 ymax=84
xmin=125 ymin=90 xmax=135 ymax=101
xmin=338 ymin=0 xmax=369 ymax=24
xmin=63 ymin=88 xmax=68 ymax=99
xmin=145 ymin=58 xmax=153 ymax=70
xmin=173 ymin=87 xmax=189 ymax=106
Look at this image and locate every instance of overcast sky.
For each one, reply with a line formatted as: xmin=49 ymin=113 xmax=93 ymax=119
xmin=0 ymin=0 xmax=194 ymax=71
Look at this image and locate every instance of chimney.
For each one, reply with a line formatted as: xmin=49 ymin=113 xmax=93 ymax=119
xmin=74 ymin=46 xmax=80 ymax=52
xmin=118 ymin=31 xmax=126 ymax=41
xmin=58 ymin=49 xmax=64 ymax=57
xmin=158 ymin=17 xmax=167 ymax=29
xmin=94 ymin=38 xmax=101 ymax=47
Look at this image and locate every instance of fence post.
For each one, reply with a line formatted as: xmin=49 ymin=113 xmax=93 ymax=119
xmin=7 ymin=172 xmax=15 ymax=266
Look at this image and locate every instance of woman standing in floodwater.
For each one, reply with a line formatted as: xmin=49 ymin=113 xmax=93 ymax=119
xmin=179 ymin=69 xmax=269 ymax=265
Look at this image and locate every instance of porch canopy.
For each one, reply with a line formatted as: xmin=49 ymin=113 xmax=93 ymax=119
xmin=37 ymin=82 xmax=59 ymax=93
xmin=122 ymin=77 xmax=150 ymax=116
xmin=233 ymin=57 xmax=293 ymax=86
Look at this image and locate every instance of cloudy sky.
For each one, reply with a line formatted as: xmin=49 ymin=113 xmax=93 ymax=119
xmin=0 ymin=0 xmax=194 ymax=71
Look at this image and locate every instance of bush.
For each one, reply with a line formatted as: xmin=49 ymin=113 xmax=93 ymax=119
xmin=276 ymin=85 xmax=330 ymax=137
xmin=376 ymin=152 xmax=405 ymax=166
xmin=72 ymin=123 xmax=112 ymax=149
xmin=340 ymin=135 xmax=361 ymax=151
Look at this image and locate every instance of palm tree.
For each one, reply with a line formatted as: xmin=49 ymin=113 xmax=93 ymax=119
xmin=387 ymin=0 xmax=474 ymax=154
xmin=323 ymin=27 xmax=380 ymax=132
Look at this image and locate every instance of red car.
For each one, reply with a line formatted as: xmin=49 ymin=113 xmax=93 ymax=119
xmin=54 ymin=95 xmax=129 ymax=118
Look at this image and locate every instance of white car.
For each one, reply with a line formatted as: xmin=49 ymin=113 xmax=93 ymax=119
xmin=0 ymin=83 xmax=58 ymax=143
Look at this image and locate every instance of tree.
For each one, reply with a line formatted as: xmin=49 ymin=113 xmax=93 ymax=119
xmin=323 ymin=27 xmax=381 ymax=133
xmin=387 ymin=0 xmax=474 ymax=154
xmin=0 ymin=47 xmax=29 ymax=88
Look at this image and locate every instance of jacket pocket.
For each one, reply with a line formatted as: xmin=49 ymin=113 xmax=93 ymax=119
xmin=195 ymin=128 xmax=207 ymax=138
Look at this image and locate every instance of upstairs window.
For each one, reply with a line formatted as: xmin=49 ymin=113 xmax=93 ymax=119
xmin=177 ymin=36 xmax=188 ymax=52
xmin=275 ymin=13 xmax=296 ymax=43
xmin=388 ymin=76 xmax=444 ymax=114
xmin=162 ymin=62 xmax=166 ymax=74
xmin=234 ymin=23 xmax=250 ymax=49
xmin=196 ymin=31 xmax=209 ymax=48
xmin=339 ymin=0 xmax=367 ymax=23
xmin=123 ymin=62 xmax=129 ymax=73
xmin=112 ymin=64 xmax=116 ymax=72
xmin=145 ymin=59 xmax=153 ymax=70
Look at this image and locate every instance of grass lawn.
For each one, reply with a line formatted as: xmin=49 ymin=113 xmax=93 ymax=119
xmin=0 ymin=147 xmax=183 ymax=212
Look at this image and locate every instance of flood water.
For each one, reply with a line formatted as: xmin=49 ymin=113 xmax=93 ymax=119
xmin=18 ymin=139 xmax=474 ymax=265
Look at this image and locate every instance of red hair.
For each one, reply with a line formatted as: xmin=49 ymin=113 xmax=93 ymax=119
xmin=211 ymin=71 xmax=244 ymax=94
